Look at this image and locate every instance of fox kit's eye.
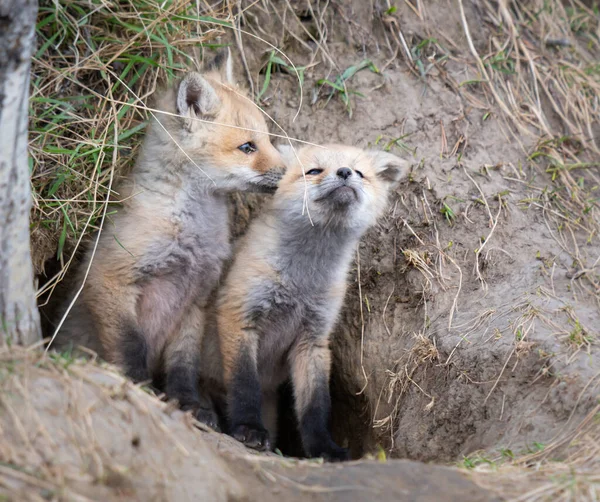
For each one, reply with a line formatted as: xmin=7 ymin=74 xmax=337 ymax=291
xmin=355 ymin=170 xmax=364 ymax=178
xmin=306 ymin=168 xmax=324 ymax=175
xmin=238 ymin=142 xmax=257 ymax=154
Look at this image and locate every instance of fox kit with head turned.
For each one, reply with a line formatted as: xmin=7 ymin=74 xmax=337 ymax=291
xmin=57 ymin=51 xmax=284 ymax=428
xmin=209 ymin=144 xmax=408 ymax=460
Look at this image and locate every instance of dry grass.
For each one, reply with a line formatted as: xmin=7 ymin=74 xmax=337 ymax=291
xmin=384 ymin=0 xmax=599 ymax=301
xmin=459 ymin=0 xmax=600 ymax=303
xmin=0 ymin=344 xmax=247 ymax=500
xmin=470 ymin=402 xmax=600 ymax=501
xmin=374 ymin=4 xmax=599 ymax=495
xmin=373 ymin=332 xmax=438 ymax=446
xmin=434 ymin=6 xmax=600 ymax=495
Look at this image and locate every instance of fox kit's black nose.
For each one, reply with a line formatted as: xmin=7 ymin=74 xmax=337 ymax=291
xmin=337 ymin=167 xmax=352 ymax=180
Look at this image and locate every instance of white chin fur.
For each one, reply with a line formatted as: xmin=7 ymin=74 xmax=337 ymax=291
xmin=304 ymin=197 xmax=373 ymax=230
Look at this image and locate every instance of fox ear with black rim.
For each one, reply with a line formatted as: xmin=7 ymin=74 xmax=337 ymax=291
xmin=177 ymin=72 xmax=221 ymax=132
xmin=207 ymin=47 xmax=235 ymax=86
xmin=369 ymin=150 xmax=410 ymax=187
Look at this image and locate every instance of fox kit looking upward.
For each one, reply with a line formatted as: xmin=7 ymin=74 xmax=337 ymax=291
xmin=57 ymin=51 xmax=284 ymax=428
xmin=213 ymin=144 xmax=408 ymax=460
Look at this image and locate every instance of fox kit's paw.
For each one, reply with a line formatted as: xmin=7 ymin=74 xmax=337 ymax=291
xmin=321 ymin=444 xmax=350 ymax=462
xmin=308 ymin=441 xmax=350 ymax=462
xmin=231 ymin=424 xmax=271 ymax=451
xmin=192 ymin=407 xmax=221 ymax=432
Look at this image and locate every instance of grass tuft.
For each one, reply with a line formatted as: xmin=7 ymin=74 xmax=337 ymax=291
xmin=316 ymin=59 xmax=379 ymax=117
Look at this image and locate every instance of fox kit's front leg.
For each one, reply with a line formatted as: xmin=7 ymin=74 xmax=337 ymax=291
xmin=221 ymin=321 xmax=271 ymax=450
xmin=290 ymin=335 xmax=349 ymax=461
xmin=164 ymin=302 xmax=219 ymax=430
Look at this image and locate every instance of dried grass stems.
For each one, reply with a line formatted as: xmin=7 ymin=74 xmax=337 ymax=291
xmin=470 ymin=402 xmax=600 ymax=502
xmin=372 ymin=332 xmax=438 ymax=448
xmin=461 ymin=0 xmax=600 ymax=302
xmin=382 ymin=0 xmax=599 ymax=304
xmin=399 ymin=190 xmax=464 ymax=331
xmin=445 ymin=293 xmax=599 ymax=500
xmin=0 ymin=345 xmax=190 ymax=500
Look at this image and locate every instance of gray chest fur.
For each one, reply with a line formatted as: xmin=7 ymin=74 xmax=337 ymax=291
xmin=135 ymin=188 xmax=231 ymax=303
xmin=247 ymin=218 xmax=358 ymax=383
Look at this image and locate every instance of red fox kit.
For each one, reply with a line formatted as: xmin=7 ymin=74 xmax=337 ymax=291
xmin=56 ymin=51 xmax=284 ymax=428
xmin=210 ymin=144 xmax=408 ymax=460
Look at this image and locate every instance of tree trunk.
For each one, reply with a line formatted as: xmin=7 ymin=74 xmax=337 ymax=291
xmin=0 ymin=0 xmax=41 ymax=345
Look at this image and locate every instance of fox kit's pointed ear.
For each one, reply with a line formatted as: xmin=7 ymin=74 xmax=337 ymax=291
xmin=207 ymin=47 xmax=235 ymax=86
xmin=177 ymin=72 xmax=220 ymax=131
xmin=369 ymin=151 xmax=409 ymax=187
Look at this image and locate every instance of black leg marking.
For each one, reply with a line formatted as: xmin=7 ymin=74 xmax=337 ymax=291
xmin=297 ymin=375 xmax=349 ymax=462
xmin=208 ymin=384 xmax=229 ymax=433
xmin=166 ymin=363 xmax=220 ymax=431
xmin=275 ymin=380 xmax=305 ymax=457
xmin=165 ymin=363 xmax=199 ymax=408
xmin=228 ymin=345 xmax=270 ymax=451
xmin=121 ymin=324 xmax=150 ymax=383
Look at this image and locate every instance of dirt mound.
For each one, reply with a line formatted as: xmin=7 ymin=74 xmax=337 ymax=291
xmin=0 ymin=347 xmax=498 ymax=501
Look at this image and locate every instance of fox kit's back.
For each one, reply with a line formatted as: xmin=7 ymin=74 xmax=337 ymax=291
xmin=213 ymin=144 xmax=409 ymax=459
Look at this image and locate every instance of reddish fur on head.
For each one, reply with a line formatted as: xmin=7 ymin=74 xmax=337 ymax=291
xmin=152 ymin=50 xmax=284 ymax=192
xmin=204 ymin=88 xmax=282 ymax=176
xmin=274 ymin=144 xmax=409 ymax=227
